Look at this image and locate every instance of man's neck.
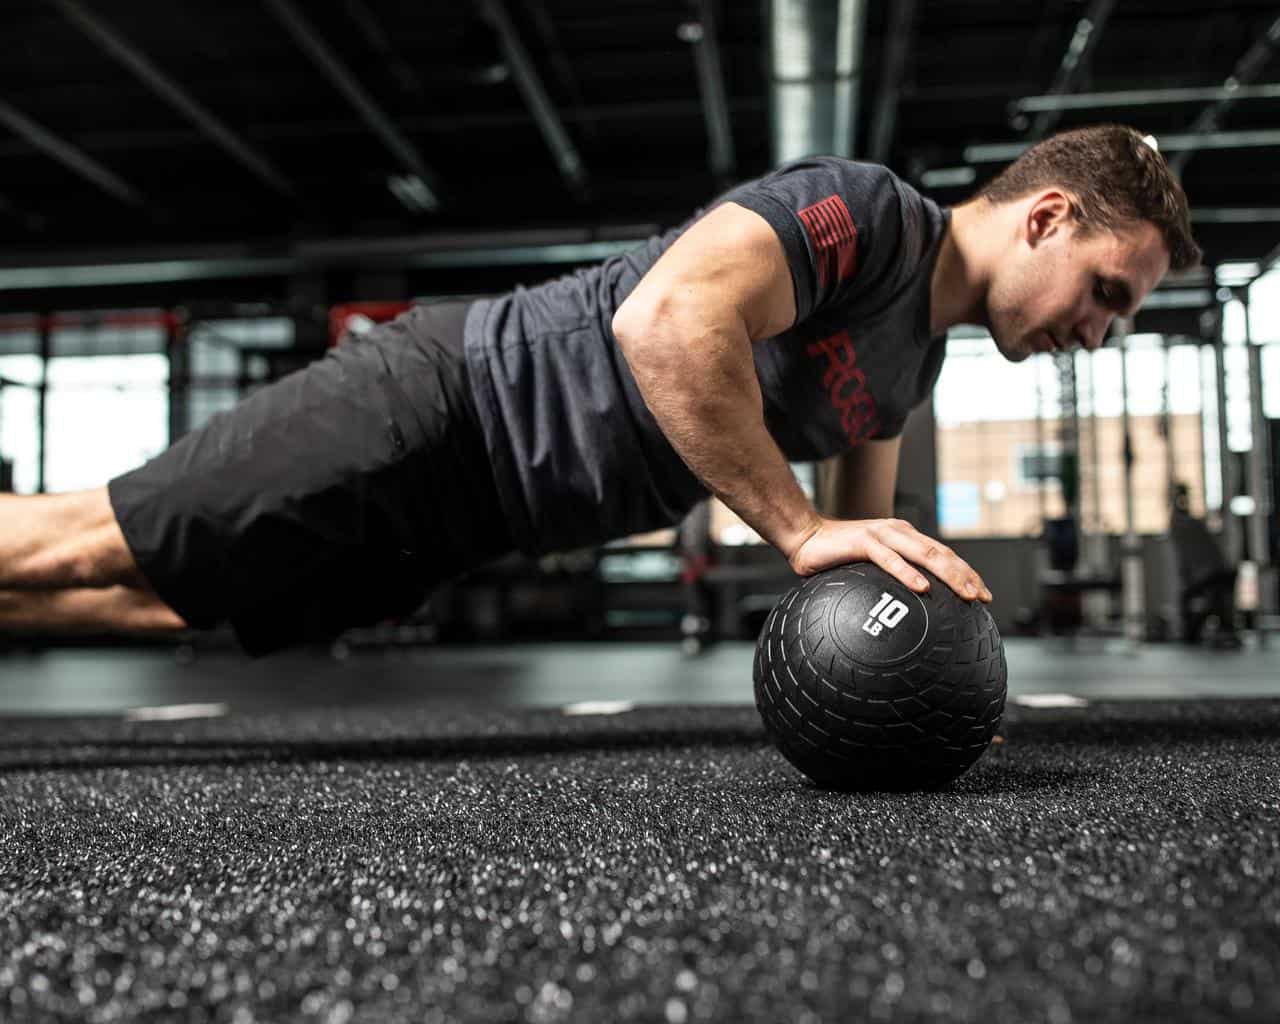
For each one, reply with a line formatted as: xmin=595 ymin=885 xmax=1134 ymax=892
xmin=930 ymin=200 xmax=994 ymax=336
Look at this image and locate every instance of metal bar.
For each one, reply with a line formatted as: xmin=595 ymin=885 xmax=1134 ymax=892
xmin=1034 ymin=356 xmax=1046 ymax=527
xmin=525 ymin=0 xmax=592 ymax=136
xmin=1116 ymin=317 xmax=1145 ymax=651
xmin=293 ymin=223 xmax=655 ymax=258
xmin=1029 ymin=0 xmax=1117 ymax=139
xmin=1194 ymin=208 xmax=1280 ymax=224
xmin=262 ymin=0 xmax=441 ymax=207
xmin=1161 ymin=335 xmax=1176 ymax=529
xmin=53 ymin=0 xmax=294 ymax=197
xmin=340 ymin=0 xmax=424 ymax=99
xmin=1083 ymin=350 xmax=1103 ymax=551
xmin=166 ymin=316 xmax=186 ymax=445
xmin=687 ymin=0 xmax=737 ymax=181
xmin=0 ymin=258 xmax=296 ymax=292
xmin=0 ymin=100 xmax=142 ymax=206
xmin=475 ymin=0 xmax=587 ymax=192
xmin=1242 ymin=292 xmax=1276 ymax=628
xmin=0 ymin=99 xmax=772 ymax=158
xmin=0 ymin=225 xmax=656 ymax=291
xmin=867 ymin=0 xmax=916 ymax=164
xmin=1196 ymin=340 xmax=1210 ymax=526
xmin=34 ymin=374 xmax=277 ymax=392
xmin=1212 ymin=318 xmax=1240 ymax=563
xmin=1013 ymin=82 xmax=1280 ymax=114
xmin=36 ymin=316 xmax=49 ymax=494
xmin=1170 ymin=14 xmax=1280 ymax=177
xmin=967 ymin=128 xmax=1280 ymax=164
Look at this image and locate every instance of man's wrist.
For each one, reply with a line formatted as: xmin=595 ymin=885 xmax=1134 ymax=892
xmin=775 ymin=509 xmax=824 ymax=562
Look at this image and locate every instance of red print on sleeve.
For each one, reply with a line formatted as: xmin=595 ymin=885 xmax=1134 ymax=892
xmin=806 ymin=330 xmax=880 ymax=444
xmin=797 ymin=195 xmax=858 ymax=289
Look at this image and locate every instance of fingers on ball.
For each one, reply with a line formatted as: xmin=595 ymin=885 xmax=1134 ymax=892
xmin=869 ymin=541 xmax=928 ymax=590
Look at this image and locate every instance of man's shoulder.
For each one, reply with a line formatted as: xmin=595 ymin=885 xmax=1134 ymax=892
xmin=737 ymin=157 xmax=931 ymax=232
xmin=772 ymin=156 xmax=915 ymax=194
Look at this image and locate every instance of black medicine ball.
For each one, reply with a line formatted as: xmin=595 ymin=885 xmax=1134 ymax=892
xmin=753 ymin=561 xmax=1007 ymax=791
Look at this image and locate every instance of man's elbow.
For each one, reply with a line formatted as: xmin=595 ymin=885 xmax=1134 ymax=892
xmin=612 ymin=295 xmax=657 ymax=356
xmin=610 ymin=304 xmax=634 ymax=349
xmin=612 ymin=294 xmax=679 ymax=374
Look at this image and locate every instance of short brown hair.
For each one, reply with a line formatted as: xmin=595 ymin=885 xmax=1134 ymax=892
xmin=976 ymin=124 xmax=1201 ymax=271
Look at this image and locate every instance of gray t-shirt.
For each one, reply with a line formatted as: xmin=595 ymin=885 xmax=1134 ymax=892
xmin=464 ymin=157 xmax=950 ymax=555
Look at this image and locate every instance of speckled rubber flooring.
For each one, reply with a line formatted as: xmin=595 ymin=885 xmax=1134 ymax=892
xmin=1 ymin=699 xmax=1277 ymax=1022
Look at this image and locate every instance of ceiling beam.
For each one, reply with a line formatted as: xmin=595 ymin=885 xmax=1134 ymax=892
xmin=1028 ymin=0 xmax=1117 ymax=139
xmin=684 ymin=0 xmax=737 ymax=182
xmin=966 ymin=128 xmax=1280 ymax=164
xmin=1012 ymin=82 xmax=1280 ymax=114
xmin=1170 ymin=14 xmax=1280 ymax=177
xmin=867 ymin=0 xmax=916 ymax=164
xmin=52 ymin=0 xmax=295 ymax=198
xmin=0 ymin=100 xmax=143 ymax=206
xmin=262 ymin=0 xmax=442 ymax=210
xmin=525 ymin=0 xmax=592 ymax=135
xmin=1193 ymin=208 xmax=1280 ymax=223
xmin=0 ymin=99 xmax=776 ymax=160
xmin=340 ymin=0 xmax=425 ymax=100
xmin=474 ymin=0 xmax=588 ymax=194
xmin=0 ymin=223 xmax=657 ymax=292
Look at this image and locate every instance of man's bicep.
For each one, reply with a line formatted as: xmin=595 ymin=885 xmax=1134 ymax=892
xmin=614 ymin=202 xmax=797 ymax=343
xmin=818 ymin=436 xmax=902 ymax=520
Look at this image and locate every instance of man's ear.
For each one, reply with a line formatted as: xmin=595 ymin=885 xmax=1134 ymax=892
xmin=1025 ymin=191 xmax=1074 ymax=247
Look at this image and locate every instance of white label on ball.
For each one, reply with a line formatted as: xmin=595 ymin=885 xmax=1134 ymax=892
xmin=862 ymin=591 xmax=909 ymax=635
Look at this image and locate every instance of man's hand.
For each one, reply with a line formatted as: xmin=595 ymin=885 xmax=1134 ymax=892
xmin=787 ymin=517 xmax=993 ymax=603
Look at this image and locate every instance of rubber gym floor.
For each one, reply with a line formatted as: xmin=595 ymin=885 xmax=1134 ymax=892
xmin=2 ymin=638 xmax=1277 ymax=1022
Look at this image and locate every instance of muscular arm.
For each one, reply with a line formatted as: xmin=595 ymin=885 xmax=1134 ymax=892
xmin=818 ymin=438 xmax=901 ymax=520
xmin=612 ymin=203 xmax=991 ymax=602
xmin=612 ymin=202 xmax=817 ymax=559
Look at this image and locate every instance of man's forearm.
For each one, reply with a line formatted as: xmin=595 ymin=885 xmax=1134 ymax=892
xmin=615 ymin=311 xmax=820 ymax=558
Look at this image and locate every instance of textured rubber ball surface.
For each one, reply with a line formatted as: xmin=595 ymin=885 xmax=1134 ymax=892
xmin=753 ymin=562 xmax=1007 ymax=791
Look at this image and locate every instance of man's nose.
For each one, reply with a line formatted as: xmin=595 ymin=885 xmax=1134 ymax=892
xmin=1078 ymin=313 xmax=1114 ymax=351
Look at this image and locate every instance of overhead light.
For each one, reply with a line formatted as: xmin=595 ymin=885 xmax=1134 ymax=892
xmin=920 ymin=166 xmax=977 ymax=188
xmin=387 ymin=173 xmax=440 ymax=214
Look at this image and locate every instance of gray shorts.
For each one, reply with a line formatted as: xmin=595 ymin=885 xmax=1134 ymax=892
xmin=109 ymin=301 xmax=513 ymax=655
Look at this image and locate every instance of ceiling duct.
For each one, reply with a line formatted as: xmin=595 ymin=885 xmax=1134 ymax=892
xmin=768 ymin=0 xmax=866 ymax=164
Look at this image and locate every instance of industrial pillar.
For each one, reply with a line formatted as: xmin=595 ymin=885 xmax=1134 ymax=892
xmin=1242 ymin=289 xmax=1276 ymax=638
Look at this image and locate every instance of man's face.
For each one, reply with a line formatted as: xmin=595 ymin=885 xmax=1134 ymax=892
xmin=985 ymin=201 xmax=1171 ymax=363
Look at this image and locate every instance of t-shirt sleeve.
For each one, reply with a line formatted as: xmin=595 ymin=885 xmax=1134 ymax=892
xmin=720 ymin=157 xmax=905 ymax=325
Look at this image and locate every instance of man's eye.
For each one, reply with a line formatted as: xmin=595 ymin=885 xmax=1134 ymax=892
xmin=1094 ymin=280 xmax=1110 ymax=303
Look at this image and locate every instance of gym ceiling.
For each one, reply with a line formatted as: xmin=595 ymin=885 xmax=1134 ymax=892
xmin=2 ymin=0 xmax=1278 ymax=313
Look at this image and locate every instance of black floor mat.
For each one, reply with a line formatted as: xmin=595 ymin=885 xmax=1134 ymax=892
xmin=1 ymin=699 xmax=1277 ymax=1022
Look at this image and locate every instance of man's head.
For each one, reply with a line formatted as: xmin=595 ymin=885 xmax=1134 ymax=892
xmin=971 ymin=124 xmax=1200 ymax=363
